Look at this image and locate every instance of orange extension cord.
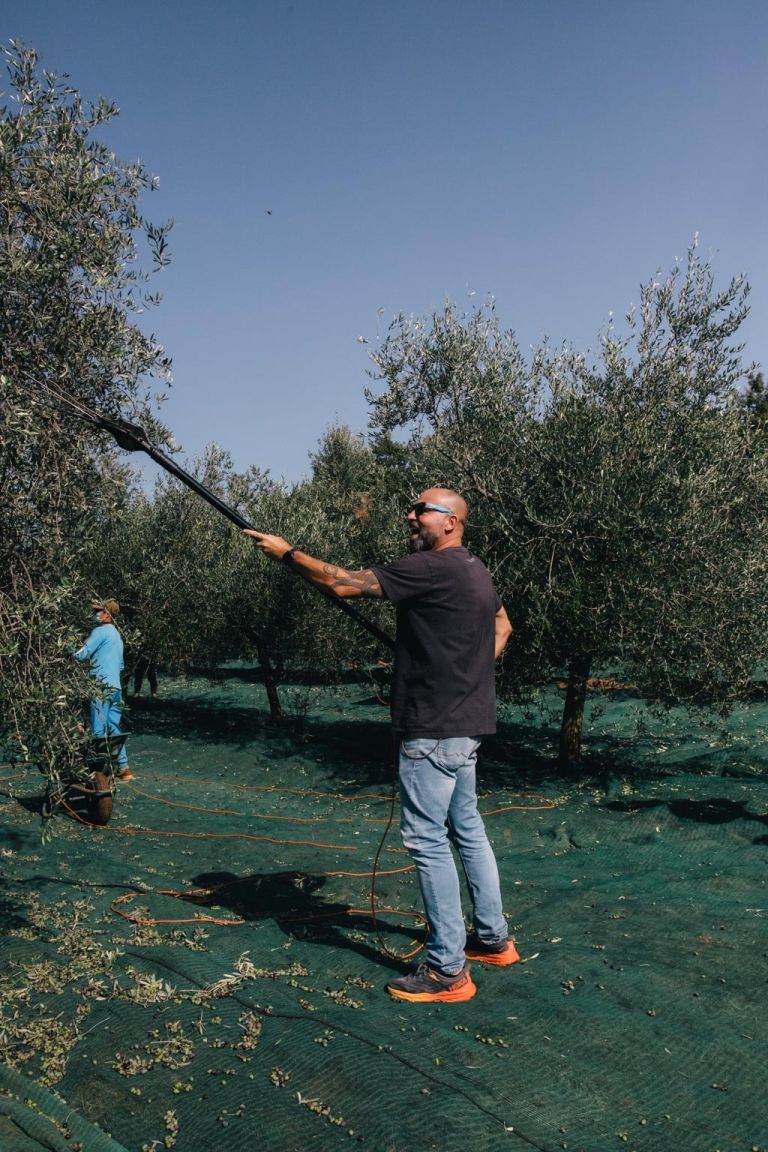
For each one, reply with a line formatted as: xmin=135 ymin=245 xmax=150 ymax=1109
xmin=1 ymin=766 xmax=556 ymax=961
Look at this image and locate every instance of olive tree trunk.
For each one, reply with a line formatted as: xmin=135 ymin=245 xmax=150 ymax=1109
xmin=559 ymin=655 xmax=591 ymax=768
xmin=256 ymin=643 xmax=283 ymax=725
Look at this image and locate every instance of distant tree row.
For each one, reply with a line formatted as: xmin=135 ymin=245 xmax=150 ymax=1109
xmin=2 ymin=42 xmax=766 ymax=787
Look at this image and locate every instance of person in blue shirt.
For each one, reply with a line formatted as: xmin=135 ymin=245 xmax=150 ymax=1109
xmin=75 ymin=598 xmax=131 ymax=780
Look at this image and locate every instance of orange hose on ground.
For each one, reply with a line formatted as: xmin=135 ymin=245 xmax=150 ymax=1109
xmin=48 ymin=770 xmax=556 ymax=961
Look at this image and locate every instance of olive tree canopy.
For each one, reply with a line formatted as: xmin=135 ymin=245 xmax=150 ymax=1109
xmin=368 ymin=246 xmax=768 ymax=766
xmin=0 ymin=42 xmax=172 ymax=780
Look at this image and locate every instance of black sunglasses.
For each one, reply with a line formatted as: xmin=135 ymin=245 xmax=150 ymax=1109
xmin=407 ymin=501 xmax=454 ymax=517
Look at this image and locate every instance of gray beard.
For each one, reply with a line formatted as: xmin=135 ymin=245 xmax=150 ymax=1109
xmin=408 ymin=528 xmax=438 ymax=554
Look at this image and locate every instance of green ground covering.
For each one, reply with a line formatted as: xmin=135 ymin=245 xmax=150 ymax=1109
xmin=1 ymin=670 xmax=766 ymax=1152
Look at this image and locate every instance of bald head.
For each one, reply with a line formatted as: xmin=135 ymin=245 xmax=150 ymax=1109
xmin=423 ymin=488 xmax=468 ymax=526
xmin=407 ymin=487 xmax=467 ymax=553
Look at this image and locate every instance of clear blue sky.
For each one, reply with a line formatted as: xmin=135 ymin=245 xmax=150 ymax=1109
xmin=4 ymin=1 xmax=766 ymax=484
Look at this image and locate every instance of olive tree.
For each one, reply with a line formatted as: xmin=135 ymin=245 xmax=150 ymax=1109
xmin=306 ymin=422 xmax=429 ymax=566
xmin=82 ymin=442 xmax=369 ymax=723
xmin=83 ymin=426 xmax=419 ymax=725
xmin=368 ymin=247 xmax=768 ymax=767
xmin=80 ymin=447 xmax=276 ymax=698
xmin=0 ymin=42 xmax=172 ymax=781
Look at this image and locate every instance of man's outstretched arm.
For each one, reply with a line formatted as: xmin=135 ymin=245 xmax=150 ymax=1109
xmin=243 ymin=531 xmax=383 ymax=599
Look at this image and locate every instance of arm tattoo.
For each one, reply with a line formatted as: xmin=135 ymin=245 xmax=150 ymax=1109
xmin=321 ymin=564 xmax=383 ymax=598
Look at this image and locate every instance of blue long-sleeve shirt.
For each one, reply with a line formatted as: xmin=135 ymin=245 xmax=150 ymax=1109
xmin=75 ymin=623 xmax=124 ymax=691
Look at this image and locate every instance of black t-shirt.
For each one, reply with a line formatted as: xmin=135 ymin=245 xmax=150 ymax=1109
xmin=370 ymin=547 xmax=502 ymax=737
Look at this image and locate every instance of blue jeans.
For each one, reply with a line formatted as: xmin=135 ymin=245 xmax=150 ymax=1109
xmin=398 ymin=736 xmax=507 ymax=974
xmin=90 ymin=691 xmax=129 ymax=770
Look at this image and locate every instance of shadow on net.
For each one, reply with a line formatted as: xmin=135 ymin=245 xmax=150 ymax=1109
xmin=184 ymin=869 xmax=415 ymax=971
xmin=602 ymin=794 xmax=768 ymax=838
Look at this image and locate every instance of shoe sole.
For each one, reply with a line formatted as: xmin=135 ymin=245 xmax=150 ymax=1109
xmin=386 ymin=976 xmax=477 ymax=1003
xmin=464 ymin=942 xmax=520 ymax=966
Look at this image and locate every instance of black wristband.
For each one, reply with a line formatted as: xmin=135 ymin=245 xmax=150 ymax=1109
xmin=282 ymin=547 xmax=299 ymax=567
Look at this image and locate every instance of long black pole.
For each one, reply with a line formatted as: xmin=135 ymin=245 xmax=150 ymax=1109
xmin=93 ymin=411 xmax=395 ymax=651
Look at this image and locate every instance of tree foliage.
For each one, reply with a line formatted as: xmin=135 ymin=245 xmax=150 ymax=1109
xmin=735 ymin=370 xmax=768 ymax=434
xmin=0 ymin=42 xmax=171 ymax=780
xmin=81 ymin=447 xmax=276 ymax=673
xmin=369 ymin=246 xmax=768 ymax=765
xmin=83 ymin=431 xmax=408 ymax=723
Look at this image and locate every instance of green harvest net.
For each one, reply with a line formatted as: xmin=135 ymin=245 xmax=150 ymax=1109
xmin=1 ymin=669 xmax=766 ymax=1152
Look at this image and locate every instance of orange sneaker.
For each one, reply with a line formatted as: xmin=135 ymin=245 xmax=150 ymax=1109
xmin=117 ymin=768 xmax=134 ymax=782
xmin=464 ymin=936 xmax=520 ymax=966
xmin=386 ymin=963 xmax=476 ymax=1003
